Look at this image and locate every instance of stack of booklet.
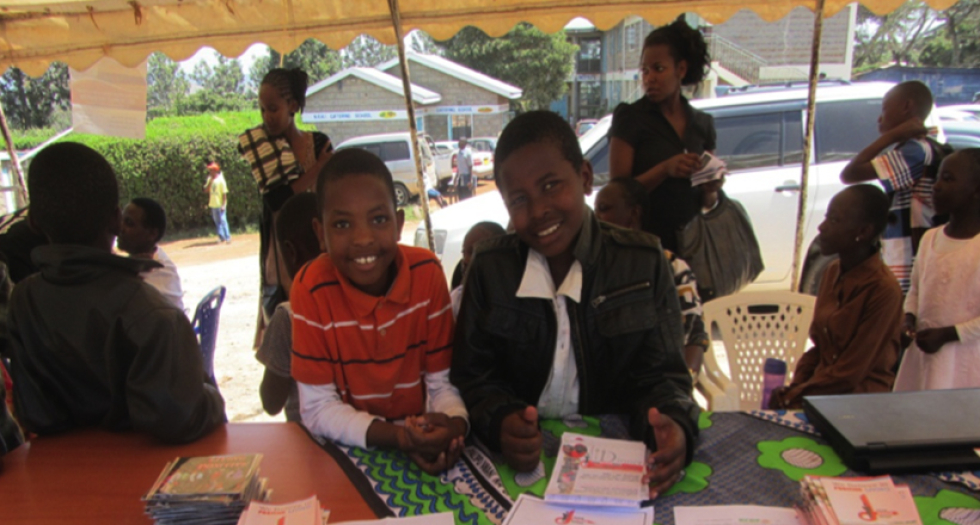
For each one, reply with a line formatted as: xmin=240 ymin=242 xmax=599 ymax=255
xmin=503 ymin=434 xmax=655 ymax=525
xmin=143 ymin=453 xmax=269 ymax=525
xmin=236 ymin=496 xmax=329 ymax=525
xmin=798 ymin=475 xmax=922 ymax=525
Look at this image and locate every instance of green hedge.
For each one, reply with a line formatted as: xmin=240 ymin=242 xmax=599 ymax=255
xmin=1 ymin=128 xmax=59 ymax=150
xmin=55 ymin=111 xmax=319 ymax=234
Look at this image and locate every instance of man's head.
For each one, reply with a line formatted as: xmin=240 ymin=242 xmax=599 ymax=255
xmin=458 ymin=138 xmax=468 ymax=150
xmin=28 ymin=142 xmax=120 ymax=249
xmin=879 ymin=81 xmax=933 ymax=134
xmin=494 ymin=111 xmax=593 ymax=277
xmin=118 ymin=198 xmax=167 ymax=255
xmin=314 ymin=148 xmax=404 ymax=297
xmin=275 ymin=192 xmax=323 ymax=282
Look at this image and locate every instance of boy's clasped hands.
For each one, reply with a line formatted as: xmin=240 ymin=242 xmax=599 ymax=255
xmin=500 ymin=406 xmax=688 ymax=499
xmin=398 ymin=413 xmax=467 ymax=474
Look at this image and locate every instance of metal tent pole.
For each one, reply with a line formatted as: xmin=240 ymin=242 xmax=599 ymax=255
xmin=387 ymin=0 xmax=435 ymax=253
xmin=791 ymin=0 xmax=826 ymax=292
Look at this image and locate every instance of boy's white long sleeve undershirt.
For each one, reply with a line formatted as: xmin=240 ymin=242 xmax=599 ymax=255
xmin=298 ymin=369 xmax=468 ymax=449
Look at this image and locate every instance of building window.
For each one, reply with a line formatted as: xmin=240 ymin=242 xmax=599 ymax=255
xmin=626 ymin=23 xmax=638 ymax=51
xmin=578 ymin=80 xmax=603 ymax=120
xmin=450 ymin=114 xmax=472 ymax=140
xmin=577 ymin=38 xmax=602 ymax=74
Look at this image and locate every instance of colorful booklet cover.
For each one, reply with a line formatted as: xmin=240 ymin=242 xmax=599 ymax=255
xmin=504 ymin=494 xmax=654 ymax=525
xmin=544 ymin=433 xmax=648 ymax=507
xmin=144 ymin=453 xmax=264 ymax=501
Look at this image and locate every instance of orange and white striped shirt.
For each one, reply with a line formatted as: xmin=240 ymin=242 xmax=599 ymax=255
xmin=291 ymin=245 xmax=457 ymax=425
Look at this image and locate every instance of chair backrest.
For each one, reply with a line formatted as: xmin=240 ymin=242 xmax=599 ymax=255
xmin=191 ymin=286 xmax=227 ymax=384
xmin=701 ymin=291 xmax=816 ymax=411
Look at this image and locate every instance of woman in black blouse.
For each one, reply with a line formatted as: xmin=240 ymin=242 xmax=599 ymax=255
xmin=609 ymin=18 xmax=715 ymax=252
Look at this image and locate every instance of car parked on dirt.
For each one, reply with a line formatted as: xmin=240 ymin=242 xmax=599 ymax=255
xmin=335 ymin=132 xmax=437 ymax=207
xmin=416 ymin=81 xmax=946 ymax=294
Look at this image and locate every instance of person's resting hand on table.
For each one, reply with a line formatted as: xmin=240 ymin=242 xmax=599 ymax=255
xmin=644 ymin=408 xmax=687 ymax=499
xmin=399 ymin=413 xmax=466 ymax=475
xmin=500 ymin=406 xmax=542 ymax=473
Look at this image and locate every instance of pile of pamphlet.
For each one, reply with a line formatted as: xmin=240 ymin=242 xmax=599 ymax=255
xmin=502 ymin=434 xmax=655 ymax=525
xmin=690 ymin=152 xmax=728 ymax=186
xmin=236 ymin=495 xmax=329 ymax=525
xmin=799 ymin=475 xmax=922 ymax=525
xmin=143 ymin=453 xmax=269 ymax=525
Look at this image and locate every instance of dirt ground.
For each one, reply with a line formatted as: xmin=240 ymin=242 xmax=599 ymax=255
xmin=161 ymin=180 xmax=501 ymax=422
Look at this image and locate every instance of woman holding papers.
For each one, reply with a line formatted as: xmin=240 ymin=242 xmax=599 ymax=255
xmin=769 ymin=186 xmax=903 ymax=409
xmin=608 ymin=18 xmax=716 ymax=252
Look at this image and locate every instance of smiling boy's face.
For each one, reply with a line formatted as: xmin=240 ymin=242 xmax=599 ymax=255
xmin=316 ymin=173 xmax=405 ymax=297
xmin=497 ymin=140 xmax=593 ymax=278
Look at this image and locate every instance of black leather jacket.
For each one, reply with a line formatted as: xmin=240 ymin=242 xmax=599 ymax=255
xmin=6 ymin=245 xmax=226 ymax=443
xmin=451 ymin=210 xmax=700 ymax=463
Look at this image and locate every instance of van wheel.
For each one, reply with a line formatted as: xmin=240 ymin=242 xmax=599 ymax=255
xmin=800 ymin=249 xmax=837 ymax=295
xmin=394 ymin=183 xmax=410 ymax=207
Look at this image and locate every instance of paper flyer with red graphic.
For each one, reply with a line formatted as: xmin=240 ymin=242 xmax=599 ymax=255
xmin=821 ymin=477 xmax=921 ymax=525
xmin=544 ymin=434 xmax=648 ymax=507
xmin=504 ymin=494 xmax=654 ymax=525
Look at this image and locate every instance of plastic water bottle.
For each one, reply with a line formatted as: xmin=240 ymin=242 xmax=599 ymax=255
xmin=761 ymin=358 xmax=787 ymax=409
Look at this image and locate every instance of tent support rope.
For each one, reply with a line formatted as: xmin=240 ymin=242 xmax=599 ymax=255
xmin=388 ymin=0 xmax=435 ymax=253
xmin=791 ymin=0 xmax=826 ymax=292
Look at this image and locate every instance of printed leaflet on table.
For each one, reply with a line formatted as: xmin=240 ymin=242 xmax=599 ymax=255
xmin=544 ymin=433 xmax=648 ymax=507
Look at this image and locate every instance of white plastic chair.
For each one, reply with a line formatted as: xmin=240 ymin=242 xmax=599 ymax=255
xmin=698 ymin=291 xmax=816 ymax=411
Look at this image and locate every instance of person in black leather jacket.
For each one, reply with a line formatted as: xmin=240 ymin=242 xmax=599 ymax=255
xmin=451 ymin=111 xmax=700 ymax=498
xmin=5 ymin=142 xmax=226 ymax=444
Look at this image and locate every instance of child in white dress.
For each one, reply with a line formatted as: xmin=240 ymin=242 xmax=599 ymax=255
xmin=894 ymin=149 xmax=980 ymax=391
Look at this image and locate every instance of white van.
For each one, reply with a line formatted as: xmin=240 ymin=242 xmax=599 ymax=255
xmin=335 ymin=132 xmax=438 ymax=207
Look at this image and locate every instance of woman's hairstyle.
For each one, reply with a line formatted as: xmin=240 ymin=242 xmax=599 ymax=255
xmin=643 ymin=17 xmax=711 ymax=86
xmin=261 ymin=68 xmax=310 ymax=112
xmin=846 ymin=184 xmax=891 ymax=239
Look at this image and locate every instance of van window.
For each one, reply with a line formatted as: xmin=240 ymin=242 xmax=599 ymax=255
xmin=357 ymin=143 xmax=383 ymax=159
xmin=783 ymin=110 xmax=804 ymax=165
xmin=380 ymin=141 xmax=411 ymax=162
xmin=714 ymin=113 xmax=782 ymax=171
xmin=816 ymin=99 xmax=881 ymax=163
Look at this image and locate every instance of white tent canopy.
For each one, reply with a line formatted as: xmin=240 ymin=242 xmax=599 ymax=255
xmin=0 ymin=0 xmax=958 ymax=76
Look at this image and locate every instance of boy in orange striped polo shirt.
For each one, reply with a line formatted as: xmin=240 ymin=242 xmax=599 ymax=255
xmin=291 ymin=148 xmax=467 ymax=474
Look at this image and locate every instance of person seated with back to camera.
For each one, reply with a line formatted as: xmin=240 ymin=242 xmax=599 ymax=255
xmin=256 ymin=192 xmax=322 ymax=422
xmin=451 ymin=111 xmax=699 ymax=499
xmin=290 ymin=148 xmax=468 ymax=474
xmin=769 ymin=185 xmax=903 ymax=409
xmin=117 ymin=197 xmax=186 ymax=311
xmin=5 ymin=142 xmax=225 ymax=443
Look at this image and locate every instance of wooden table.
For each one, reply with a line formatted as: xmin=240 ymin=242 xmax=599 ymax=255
xmin=0 ymin=423 xmax=377 ymax=524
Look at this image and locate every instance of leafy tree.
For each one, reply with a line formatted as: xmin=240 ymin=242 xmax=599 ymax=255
xmin=183 ymin=56 xmax=251 ymax=114
xmin=249 ymin=39 xmax=342 ymax=93
xmin=0 ymin=62 xmax=71 ymax=129
xmin=853 ymin=1 xmax=937 ymax=71
xmin=147 ymin=52 xmax=190 ymax=119
xmin=441 ymin=23 xmax=578 ymax=111
xmin=342 ymin=35 xmax=397 ymax=68
xmin=919 ymin=0 xmax=980 ymax=67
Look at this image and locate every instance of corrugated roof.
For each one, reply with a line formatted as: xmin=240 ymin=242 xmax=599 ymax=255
xmin=306 ymin=67 xmax=442 ymax=105
xmin=377 ymin=52 xmax=523 ymax=100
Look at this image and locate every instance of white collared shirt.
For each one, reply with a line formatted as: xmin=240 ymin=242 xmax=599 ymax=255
xmin=516 ymin=249 xmax=582 ymax=419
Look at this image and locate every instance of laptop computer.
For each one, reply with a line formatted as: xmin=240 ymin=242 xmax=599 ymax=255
xmin=803 ymin=389 xmax=980 ymax=474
